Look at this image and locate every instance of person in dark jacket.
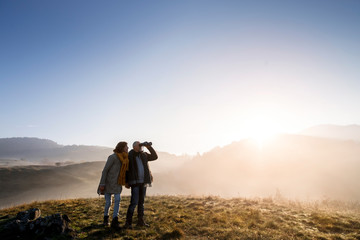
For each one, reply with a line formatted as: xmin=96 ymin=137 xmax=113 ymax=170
xmin=124 ymin=141 xmax=158 ymax=229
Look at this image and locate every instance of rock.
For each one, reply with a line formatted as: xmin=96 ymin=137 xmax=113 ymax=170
xmin=2 ymin=208 xmax=74 ymax=239
xmin=30 ymin=208 xmax=41 ymax=220
xmin=0 ymin=214 xmax=10 ymax=219
xmin=16 ymin=208 xmax=41 ymax=222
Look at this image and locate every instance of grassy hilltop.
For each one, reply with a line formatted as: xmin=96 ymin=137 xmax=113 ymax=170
xmin=0 ymin=196 xmax=360 ymax=240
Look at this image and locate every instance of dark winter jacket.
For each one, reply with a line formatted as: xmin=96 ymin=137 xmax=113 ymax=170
xmin=126 ymin=146 xmax=158 ymax=186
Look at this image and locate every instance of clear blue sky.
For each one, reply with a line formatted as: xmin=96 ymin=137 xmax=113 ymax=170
xmin=1 ymin=0 xmax=360 ymax=154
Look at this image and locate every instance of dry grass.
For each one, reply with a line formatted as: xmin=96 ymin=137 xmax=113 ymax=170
xmin=0 ymin=196 xmax=360 ymax=239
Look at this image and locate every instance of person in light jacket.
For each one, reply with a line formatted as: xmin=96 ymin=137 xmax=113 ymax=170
xmin=98 ymin=141 xmax=129 ymax=229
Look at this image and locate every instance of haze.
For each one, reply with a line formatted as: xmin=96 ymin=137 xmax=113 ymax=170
xmin=1 ymin=1 xmax=360 ymax=154
xmin=1 ymin=1 xmax=360 ymax=207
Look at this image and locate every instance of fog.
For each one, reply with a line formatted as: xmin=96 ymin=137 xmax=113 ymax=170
xmin=1 ymin=134 xmax=360 ymax=208
xmin=152 ymin=134 xmax=360 ymax=201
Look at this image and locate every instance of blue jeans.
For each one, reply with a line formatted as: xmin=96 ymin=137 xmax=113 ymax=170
xmin=104 ymin=193 xmax=121 ymax=219
xmin=126 ymin=184 xmax=147 ymax=223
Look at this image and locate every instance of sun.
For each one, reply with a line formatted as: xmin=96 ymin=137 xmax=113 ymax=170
xmin=250 ymin=124 xmax=277 ymax=148
xmin=245 ymin=116 xmax=282 ymax=149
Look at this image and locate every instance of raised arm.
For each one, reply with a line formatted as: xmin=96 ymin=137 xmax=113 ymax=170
xmin=145 ymin=146 xmax=158 ymax=161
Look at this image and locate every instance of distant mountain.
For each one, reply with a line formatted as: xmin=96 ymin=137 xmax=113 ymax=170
xmin=0 ymin=156 xmax=191 ymax=208
xmin=0 ymin=137 xmax=61 ymax=154
xmin=154 ymin=134 xmax=360 ymax=201
xmin=2 ymin=134 xmax=360 ymax=208
xmin=150 ymin=151 xmax=192 ymax=173
xmin=0 ymin=136 xmax=192 ymax=183
xmin=0 ymin=137 xmax=191 ymax=168
xmin=0 ymin=137 xmax=111 ymax=164
xmin=300 ymin=124 xmax=360 ymax=141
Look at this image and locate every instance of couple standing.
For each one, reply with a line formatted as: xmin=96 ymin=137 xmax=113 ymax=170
xmin=97 ymin=141 xmax=158 ymax=229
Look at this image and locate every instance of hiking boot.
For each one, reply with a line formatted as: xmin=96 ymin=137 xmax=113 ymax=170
xmin=123 ymin=221 xmax=133 ymax=229
xmin=137 ymin=217 xmax=150 ymax=227
xmin=103 ymin=215 xmax=110 ymax=226
xmin=110 ymin=217 xmax=120 ymax=229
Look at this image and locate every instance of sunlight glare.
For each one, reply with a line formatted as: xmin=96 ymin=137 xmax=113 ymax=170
xmin=244 ymin=115 xmax=282 ymax=149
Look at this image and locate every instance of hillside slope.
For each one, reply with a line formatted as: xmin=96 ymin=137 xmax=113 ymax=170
xmin=0 ymin=137 xmax=110 ymax=164
xmin=0 ymin=196 xmax=359 ymax=239
xmin=0 ymin=161 xmax=105 ymax=209
xmin=153 ymin=134 xmax=360 ymax=200
xmin=0 ymin=137 xmax=191 ymax=168
xmin=2 ymin=134 xmax=360 ymax=209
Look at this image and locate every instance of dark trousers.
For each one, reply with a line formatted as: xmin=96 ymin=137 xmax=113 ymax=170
xmin=126 ymin=184 xmax=147 ymax=223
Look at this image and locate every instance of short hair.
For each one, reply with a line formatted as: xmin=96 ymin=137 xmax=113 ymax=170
xmin=113 ymin=141 xmax=128 ymax=153
xmin=133 ymin=141 xmax=140 ymax=148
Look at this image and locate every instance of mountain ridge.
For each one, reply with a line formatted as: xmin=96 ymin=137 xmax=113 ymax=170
xmin=300 ymin=124 xmax=360 ymax=141
xmin=1 ymin=133 xmax=360 ymax=209
xmin=0 ymin=137 xmax=191 ymax=167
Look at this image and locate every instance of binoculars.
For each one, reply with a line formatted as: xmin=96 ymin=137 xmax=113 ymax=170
xmin=139 ymin=142 xmax=152 ymax=147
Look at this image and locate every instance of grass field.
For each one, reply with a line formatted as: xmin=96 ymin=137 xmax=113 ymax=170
xmin=1 ymin=196 xmax=360 ymax=239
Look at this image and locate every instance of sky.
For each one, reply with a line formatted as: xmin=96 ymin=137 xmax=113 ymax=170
xmin=1 ymin=0 xmax=360 ymax=155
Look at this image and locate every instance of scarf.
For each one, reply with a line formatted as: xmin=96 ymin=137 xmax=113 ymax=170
xmin=116 ymin=152 xmax=129 ymax=185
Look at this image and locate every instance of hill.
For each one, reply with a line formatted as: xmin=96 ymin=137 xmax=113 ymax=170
xmin=0 ymin=137 xmax=110 ymax=165
xmin=0 ymin=196 xmax=359 ymax=239
xmin=0 ymin=161 xmax=104 ymax=209
xmin=0 ymin=155 xmax=189 ymax=209
xmin=1 ymin=134 xmax=360 ymax=208
xmin=153 ymin=134 xmax=360 ymax=200
xmin=0 ymin=137 xmax=61 ymax=154
xmin=0 ymin=137 xmax=191 ymax=168
xmin=300 ymin=124 xmax=360 ymax=142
